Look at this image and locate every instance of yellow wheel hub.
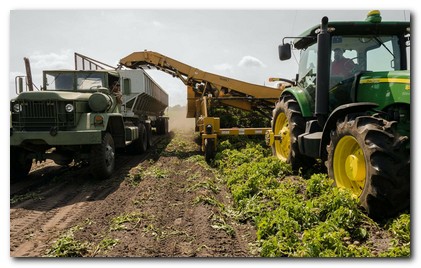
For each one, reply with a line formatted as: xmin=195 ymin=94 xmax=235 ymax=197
xmin=273 ymin=113 xmax=290 ymax=161
xmin=333 ymin=135 xmax=366 ymax=196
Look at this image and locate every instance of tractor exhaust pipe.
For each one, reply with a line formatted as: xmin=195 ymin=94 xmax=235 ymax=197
xmin=315 ymin=16 xmax=331 ymax=127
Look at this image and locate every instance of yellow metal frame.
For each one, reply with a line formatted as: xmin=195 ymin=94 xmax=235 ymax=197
xmin=119 ymin=50 xmax=281 ymax=154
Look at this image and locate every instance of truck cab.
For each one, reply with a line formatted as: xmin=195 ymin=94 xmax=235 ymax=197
xmin=10 ymin=61 xmax=169 ymax=181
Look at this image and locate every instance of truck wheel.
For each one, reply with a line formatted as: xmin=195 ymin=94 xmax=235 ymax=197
xmin=156 ymin=117 xmax=168 ymax=135
xmin=156 ymin=118 xmax=163 ymax=135
xmin=326 ymin=115 xmax=410 ymax=219
xmin=271 ymin=94 xmax=314 ymax=169
xmin=10 ymin=147 xmax=32 ymax=182
xmin=137 ymin=123 xmax=148 ymax=153
xmin=145 ymin=123 xmax=153 ymax=148
xmin=164 ymin=118 xmax=169 ymax=134
xmin=128 ymin=123 xmax=148 ymax=154
xmin=204 ymin=138 xmax=215 ymax=163
xmin=90 ymin=132 xmax=115 ymax=180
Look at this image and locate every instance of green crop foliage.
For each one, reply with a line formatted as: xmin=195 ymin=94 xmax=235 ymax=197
xmin=216 ymin=141 xmax=410 ymax=257
xmin=110 ymin=212 xmax=142 ymax=231
xmin=46 ymin=226 xmax=90 ymax=257
xmin=10 ymin=191 xmax=44 ymax=205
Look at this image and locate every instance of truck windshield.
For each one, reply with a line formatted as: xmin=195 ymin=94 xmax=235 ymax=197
xmin=45 ymin=72 xmax=74 ymax=91
xmin=76 ymin=73 xmax=105 ymax=90
xmin=44 ymin=72 xmax=106 ymax=91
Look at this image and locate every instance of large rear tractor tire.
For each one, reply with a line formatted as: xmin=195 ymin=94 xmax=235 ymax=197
xmin=271 ymin=94 xmax=314 ymax=170
xmin=326 ymin=115 xmax=410 ymax=219
xmin=90 ymin=132 xmax=115 ymax=180
xmin=10 ymin=147 xmax=33 ymax=182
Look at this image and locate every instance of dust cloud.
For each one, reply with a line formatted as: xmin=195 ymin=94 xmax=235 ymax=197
xmin=167 ymin=105 xmax=195 ymax=133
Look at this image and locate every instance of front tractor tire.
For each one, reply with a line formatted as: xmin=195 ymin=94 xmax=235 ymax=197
xmin=10 ymin=147 xmax=33 ymax=182
xmin=89 ymin=132 xmax=115 ymax=180
xmin=271 ymin=95 xmax=313 ymax=170
xmin=327 ymin=115 xmax=410 ymax=219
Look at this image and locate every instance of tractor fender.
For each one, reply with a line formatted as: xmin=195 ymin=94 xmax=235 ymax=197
xmin=282 ymin=87 xmax=314 ymax=117
xmin=319 ymin=102 xmax=378 ymax=161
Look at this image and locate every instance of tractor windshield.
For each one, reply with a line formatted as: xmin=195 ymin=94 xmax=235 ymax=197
xmin=330 ymin=35 xmax=402 ymax=79
xmin=328 ymin=35 xmax=404 ymax=108
xmin=297 ymin=33 xmax=406 ymax=111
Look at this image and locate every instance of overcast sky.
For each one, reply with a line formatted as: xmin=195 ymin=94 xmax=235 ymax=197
xmin=9 ymin=9 xmax=409 ymax=106
xmin=2 ymin=1 xmax=418 ymax=268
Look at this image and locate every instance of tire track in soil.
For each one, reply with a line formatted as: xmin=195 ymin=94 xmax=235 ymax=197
xmin=10 ymin=135 xmax=168 ymax=257
xmin=10 ymin=131 xmax=257 ymax=257
xmin=75 ymin=130 xmax=257 ymax=257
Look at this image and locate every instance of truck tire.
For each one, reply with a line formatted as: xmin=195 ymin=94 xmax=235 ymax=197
xmin=89 ymin=132 xmax=115 ymax=180
xmin=326 ymin=115 xmax=410 ymax=219
xmin=128 ymin=123 xmax=148 ymax=154
xmin=164 ymin=118 xmax=169 ymax=134
xmin=145 ymin=123 xmax=153 ymax=148
xmin=156 ymin=117 xmax=168 ymax=135
xmin=137 ymin=123 xmax=148 ymax=153
xmin=10 ymin=147 xmax=32 ymax=182
xmin=271 ymin=94 xmax=314 ymax=170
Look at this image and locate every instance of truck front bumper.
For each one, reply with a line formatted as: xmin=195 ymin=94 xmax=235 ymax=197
xmin=10 ymin=129 xmax=103 ymax=146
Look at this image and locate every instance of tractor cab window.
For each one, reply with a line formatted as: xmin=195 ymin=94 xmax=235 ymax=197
xmin=328 ymin=35 xmax=403 ymax=110
xmin=298 ymin=42 xmax=318 ymax=100
xmin=366 ymin=36 xmax=400 ymax=71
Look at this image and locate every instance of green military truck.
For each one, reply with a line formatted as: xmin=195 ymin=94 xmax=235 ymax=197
xmin=267 ymin=10 xmax=410 ymax=219
xmin=10 ymin=54 xmax=169 ymax=181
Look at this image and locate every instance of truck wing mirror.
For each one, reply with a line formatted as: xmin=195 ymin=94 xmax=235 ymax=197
xmin=279 ymin=43 xmax=291 ymax=61
xmin=15 ymin=76 xmax=24 ymax=94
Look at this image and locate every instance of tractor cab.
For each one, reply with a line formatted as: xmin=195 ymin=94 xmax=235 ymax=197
xmin=280 ymin=10 xmax=410 ymax=115
xmin=271 ymin=10 xmax=410 ymax=219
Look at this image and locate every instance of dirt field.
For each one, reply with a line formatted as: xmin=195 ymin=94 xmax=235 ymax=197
xmin=10 ymin=120 xmax=257 ymax=257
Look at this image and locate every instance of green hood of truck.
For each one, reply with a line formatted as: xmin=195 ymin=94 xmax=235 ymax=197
xmin=13 ymin=91 xmax=92 ymax=101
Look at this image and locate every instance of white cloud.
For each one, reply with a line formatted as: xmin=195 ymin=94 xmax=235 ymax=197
xmin=152 ymin=20 xmax=164 ymax=28
xmin=29 ymin=49 xmax=73 ymax=70
xmin=213 ymin=63 xmax=233 ymax=74
xmin=238 ymin=55 xmax=266 ymax=68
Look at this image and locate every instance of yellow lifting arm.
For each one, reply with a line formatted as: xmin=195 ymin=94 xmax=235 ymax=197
xmin=119 ymin=50 xmax=282 ymax=101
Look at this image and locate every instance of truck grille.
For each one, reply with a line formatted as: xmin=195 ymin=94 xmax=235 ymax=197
xmin=11 ymin=100 xmax=76 ymax=131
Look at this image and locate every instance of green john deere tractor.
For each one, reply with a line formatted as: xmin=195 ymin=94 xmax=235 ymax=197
xmin=267 ymin=10 xmax=410 ymax=219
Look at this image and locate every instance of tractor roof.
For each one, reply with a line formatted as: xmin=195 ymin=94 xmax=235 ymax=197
xmin=294 ymin=20 xmax=410 ymax=49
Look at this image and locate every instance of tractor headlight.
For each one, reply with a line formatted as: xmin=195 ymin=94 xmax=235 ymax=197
xmin=65 ymin=103 xmax=74 ymax=113
xmin=13 ymin=103 xmax=22 ymax=113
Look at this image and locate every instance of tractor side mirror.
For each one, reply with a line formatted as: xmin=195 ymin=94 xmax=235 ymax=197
xmin=279 ymin=43 xmax=291 ymax=61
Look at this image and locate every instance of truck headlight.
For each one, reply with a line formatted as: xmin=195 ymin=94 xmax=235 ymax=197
xmin=89 ymin=92 xmax=112 ymax=112
xmin=13 ymin=103 xmax=22 ymax=113
xmin=65 ymin=103 xmax=74 ymax=113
